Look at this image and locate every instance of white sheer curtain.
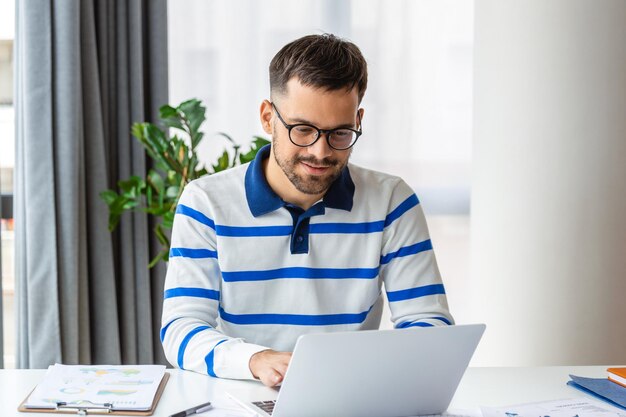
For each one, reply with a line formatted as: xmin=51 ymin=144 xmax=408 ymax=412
xmin=167 ymin=0 xmax=474 ymax=327
xmin=168 ymin=0 xmax=472 ymax=213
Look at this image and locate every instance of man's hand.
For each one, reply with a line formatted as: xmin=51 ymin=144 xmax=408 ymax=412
xmin=249 ymin=349 xmax=292 ymax=387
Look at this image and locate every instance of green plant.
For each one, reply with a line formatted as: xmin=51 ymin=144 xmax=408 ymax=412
xmin=100 ymin=98 xmax=270 ymax=267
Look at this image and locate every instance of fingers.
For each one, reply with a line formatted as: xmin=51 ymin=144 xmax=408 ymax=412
xmin=259 ymin=368 xmax=284 ymax=387
xmin=258 ymin=360 xmax=288 ymax=387
xmin=275 ymin=362 xmax=289 ymax=379
xmin=249 ymin=350 xmax=293 ymax=387
xmin=274 ymin=354 xmax=290 ymax=378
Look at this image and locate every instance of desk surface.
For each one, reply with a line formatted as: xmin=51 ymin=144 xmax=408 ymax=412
xmin=2 ymin=366 xmax=618 ymax=416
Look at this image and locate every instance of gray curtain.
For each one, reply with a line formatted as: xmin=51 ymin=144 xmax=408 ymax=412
xmin=15 ymin=0 xmax=168 ymax=368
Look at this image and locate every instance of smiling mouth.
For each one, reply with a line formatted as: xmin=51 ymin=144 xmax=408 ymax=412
xmin=300 ymin=161 xmax=332 ymax=174
xmin=302 ymin=162 xmax=330 ymax=169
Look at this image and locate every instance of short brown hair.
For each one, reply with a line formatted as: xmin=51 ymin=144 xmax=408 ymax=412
xmin=269 ymin=33 xmax=368 ymax=103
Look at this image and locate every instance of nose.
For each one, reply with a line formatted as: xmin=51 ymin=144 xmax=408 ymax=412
xmin=306 ymin=132 xmax=333 ymax=160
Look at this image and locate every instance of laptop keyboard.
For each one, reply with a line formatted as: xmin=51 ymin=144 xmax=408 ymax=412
xmin=252 ymin=400 xmax=276 ymax=415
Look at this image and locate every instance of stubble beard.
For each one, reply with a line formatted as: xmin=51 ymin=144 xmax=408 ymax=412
xmin=272 ymin=138 xmax=350 ymax=196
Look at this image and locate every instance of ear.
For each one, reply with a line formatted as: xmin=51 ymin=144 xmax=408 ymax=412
xmin=260 ymin=100 xmax=274 ymax=135
xmin=358 ymin=108 xmax=365 ymax=129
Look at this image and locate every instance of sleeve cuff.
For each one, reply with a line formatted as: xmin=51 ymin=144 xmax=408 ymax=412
xmin=216 ymin=340 xmax=270 ymax=380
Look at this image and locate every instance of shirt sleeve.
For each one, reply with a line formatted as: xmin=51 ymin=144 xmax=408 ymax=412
xmin=380 ymin=179 xmax=455 ymax=328
xmin=160 ymin=182 xmax=269 ymax=380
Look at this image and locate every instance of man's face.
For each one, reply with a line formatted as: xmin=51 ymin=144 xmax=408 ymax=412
xmin=265 ymin=78 xmax=362 ymax=197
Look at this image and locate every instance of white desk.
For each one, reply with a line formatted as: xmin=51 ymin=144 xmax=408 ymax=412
xmin=1 ymin=366 xmax=620 ymax=416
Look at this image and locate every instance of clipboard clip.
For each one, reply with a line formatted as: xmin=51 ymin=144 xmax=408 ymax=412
xmin=56 ymin=401 xmax=114 ymax=415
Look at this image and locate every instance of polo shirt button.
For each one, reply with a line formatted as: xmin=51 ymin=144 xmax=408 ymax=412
xmin=296 ymin=235 xmax=304 ymax=243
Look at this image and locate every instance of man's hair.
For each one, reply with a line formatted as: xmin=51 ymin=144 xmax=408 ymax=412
xmin=269 ymin=33 xmax=368 ymax=103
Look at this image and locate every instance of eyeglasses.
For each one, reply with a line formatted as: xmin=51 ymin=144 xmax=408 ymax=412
xmin=271 ymin=103 xmax=362 ymax=150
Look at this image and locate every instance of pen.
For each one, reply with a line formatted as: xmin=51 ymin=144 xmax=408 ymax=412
xmin=169 ymin=401 xmax=213 ymax=417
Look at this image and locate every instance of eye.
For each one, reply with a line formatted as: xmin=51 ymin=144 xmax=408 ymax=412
xmin=294 ymin=125 xmax=315 ymax=134
xmin=333 ymin=129 xmax=351 ymax=137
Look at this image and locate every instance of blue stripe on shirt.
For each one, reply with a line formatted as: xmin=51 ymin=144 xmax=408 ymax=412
xmin=176 ymin=204 xmax=215 ymax=229
xmin=221 ymin=267 xmax=379 ymax=282
xmin=380 ymin=239 xmax=433 ymax=265
xmin=215 ymin=222 xmax=386 ymax=237
xmin=177 ymin=325 xmax=210 ymax=369
xmin=169 ymin=248 xmax=218 ymax=259
xmin=397 ymin=316 xmax=452 ymax=328
xmin=177 ymin=194 xmax=418 ymax=237
xmin=210 ymin=219 xmax=411 ymax=236
xmin=384 ymin=194 xmax=419 ymax=227
xmin=218 ymin=305 xmax=372 ymax=326
xmin=431 ymin=316 xmax=453 ymax=325
xmin=205 ymin=339 xmax=228 ymax=378
xmin=398 ymin=321 xmax=434 ymax=328
xmin=160 ymin=318 xmax=180 ymax=342
xmin=309 ymin=221 xmax=385 ymax=234
xmin=386 ymin=283 xmax=445 ymax=302
xmin=216 ymin=225 xmax=293 ymax=237
xmin=164 ymin=287 xmax=220 ymax=300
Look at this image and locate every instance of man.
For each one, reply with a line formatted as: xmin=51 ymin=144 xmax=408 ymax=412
xmin=161 ymin=34 xmax=453 ymax=387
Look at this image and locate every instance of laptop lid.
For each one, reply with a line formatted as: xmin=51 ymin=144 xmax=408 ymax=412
xmin=230 ymin=324 xmax=485 ymax=417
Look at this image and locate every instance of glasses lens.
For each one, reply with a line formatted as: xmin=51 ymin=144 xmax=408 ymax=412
xmin=329 ymin=130 xmax=358 ymax=150
xmin=289 ymin=125 xmax=319 ymax=146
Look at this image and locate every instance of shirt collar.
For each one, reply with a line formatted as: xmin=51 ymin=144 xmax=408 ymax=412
xmin=244 ymin=144 xmax=355 ymax=217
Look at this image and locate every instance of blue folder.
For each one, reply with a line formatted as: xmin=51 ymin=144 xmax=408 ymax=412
xmin=567 ymin=374 xmax=626 ymax=411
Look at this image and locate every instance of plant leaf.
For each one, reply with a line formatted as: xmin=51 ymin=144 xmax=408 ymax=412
xmin=148 ymin=249 xmax=168 ymax=269
xmin=239 ymin=137 xmax=270 ymax=164
xmin=101 ymin=97 xmax=270 ymax=268
xmin=147 ymin=169 xmax=165 ymax=193
xmin=179 ymin=99 xmax=206 ymax=137
xmin=165 ymin=185 xmax=180 ymax=199
xmin=154 ymin=223 xmax=169 ymax=246
xmin=99 ymin=190 xmax=118 ymax=206
xmin=212 ymin=150 xmax=230 ymax=173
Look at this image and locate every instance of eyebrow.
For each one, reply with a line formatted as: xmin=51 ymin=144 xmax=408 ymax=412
xmin=288 ymin=115 xmax=357 ymax=130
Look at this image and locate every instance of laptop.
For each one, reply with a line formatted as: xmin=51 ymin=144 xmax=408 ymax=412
xmin=227 ymin=323 xmax=485 ymax=417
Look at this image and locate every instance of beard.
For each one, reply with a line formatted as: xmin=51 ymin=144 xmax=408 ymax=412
xmin=272 ymin=137 xmax=350 ymax=195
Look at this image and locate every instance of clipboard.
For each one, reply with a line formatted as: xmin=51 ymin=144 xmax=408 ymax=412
xmin=17 ymin=372 xmax=169 ymax=416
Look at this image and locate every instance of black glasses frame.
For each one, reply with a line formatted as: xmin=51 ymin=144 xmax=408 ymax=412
xmin=271 ymin=103 xmax=362 ymax=150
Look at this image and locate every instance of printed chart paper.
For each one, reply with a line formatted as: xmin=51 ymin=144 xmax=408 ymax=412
xmin=25 ymin=364 xmax=166 ymax=410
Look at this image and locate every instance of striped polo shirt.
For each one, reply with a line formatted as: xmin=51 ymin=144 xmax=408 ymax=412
xmin=161 ymin=144 xmax=453 ymax=380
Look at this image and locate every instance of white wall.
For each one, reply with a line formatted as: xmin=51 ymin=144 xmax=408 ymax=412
xmin=471 ymin=0 xmax=626 ymax=365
